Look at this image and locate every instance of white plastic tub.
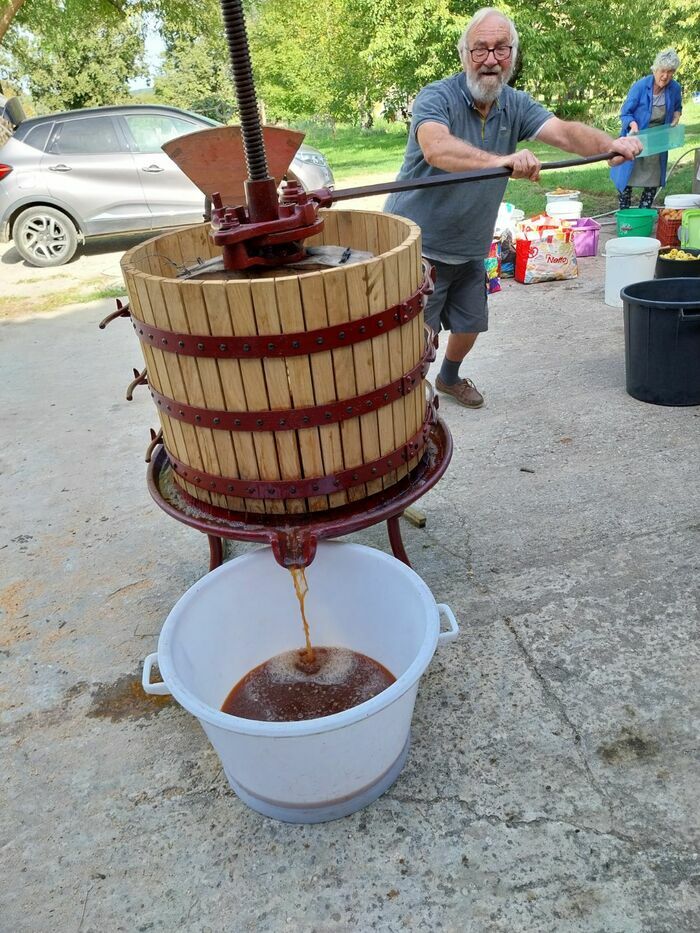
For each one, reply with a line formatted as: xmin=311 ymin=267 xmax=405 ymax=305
xmin=546 ymin=189 xmax=581 ymax=203
xmin=546 ymin=200 xmax=583 ymax=221
xmin=142 ymin=541 xmax=458 ymax=823
xmin=603 ymin=236 xmax=660 ymax=308
xmin=663 ymin=194 xmax=700 ymax=210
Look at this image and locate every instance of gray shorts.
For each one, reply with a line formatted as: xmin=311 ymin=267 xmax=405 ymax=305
xmin=423 ymin=258 xmax=489 ymax=335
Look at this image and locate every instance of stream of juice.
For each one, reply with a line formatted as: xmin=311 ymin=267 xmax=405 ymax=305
xmin=290 ymin=566 xmax=315 ymax=663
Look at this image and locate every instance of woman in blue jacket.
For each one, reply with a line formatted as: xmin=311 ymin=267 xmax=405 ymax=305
xmin=610 ymin=49 xmax=682 ymax=210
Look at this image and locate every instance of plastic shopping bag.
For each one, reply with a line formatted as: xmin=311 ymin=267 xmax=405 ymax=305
xmin=514 ymin=232 xmax=578 ymax=284
xmin=484 ymin=239 xmax=501 ymax=293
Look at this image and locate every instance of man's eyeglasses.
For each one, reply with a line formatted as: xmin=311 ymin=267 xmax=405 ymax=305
xmin=469 ymin=45 xmax=513 ymax=64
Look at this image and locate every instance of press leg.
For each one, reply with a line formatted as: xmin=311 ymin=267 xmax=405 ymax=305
xmin=387 ymin=515 xmax=411 ymax=566
xmin=208 ymin=535 xmax=224 ymax=570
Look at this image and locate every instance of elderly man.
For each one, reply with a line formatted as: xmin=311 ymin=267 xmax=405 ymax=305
xmin=385 ymin=7 xmax=641 ymax=408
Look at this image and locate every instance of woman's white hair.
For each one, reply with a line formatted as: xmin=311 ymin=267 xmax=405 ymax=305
xmin=652 ymin=48 xmax=680 ymax=72
xmin=457 ymin=8 xmax=519 ymax=65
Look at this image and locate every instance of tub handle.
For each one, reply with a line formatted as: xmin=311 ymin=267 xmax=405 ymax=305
xmin=142 ymin=653 xmax=171 ymax=696
xmin=680 ymin=308 xmax=700 ymax=321
xmin=600 ymin=249 xmax=659 ymax=259
xmin=436 ymin=604 xmax=459 ymax=645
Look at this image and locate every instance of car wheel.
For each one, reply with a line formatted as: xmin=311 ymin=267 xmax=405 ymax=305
xmin=13 ymin=206 xmax=79 ymax=267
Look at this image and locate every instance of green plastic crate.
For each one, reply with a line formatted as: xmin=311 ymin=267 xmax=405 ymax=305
xmin=680 ymin=209 xmax=700 ymax=249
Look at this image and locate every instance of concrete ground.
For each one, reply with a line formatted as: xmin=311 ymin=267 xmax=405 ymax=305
xmin=1 ymin=234 xmax=143 ymax=315
xmin=1 ymin=228 xmax=699 ymax=933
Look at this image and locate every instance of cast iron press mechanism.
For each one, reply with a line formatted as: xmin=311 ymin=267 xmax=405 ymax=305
xmin=102 ymin=0 xmax=621 ymax=568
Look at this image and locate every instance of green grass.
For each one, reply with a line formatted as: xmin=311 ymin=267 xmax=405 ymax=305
xmin=299 ymin=121 xmax=409 ymax=178
xmin=0 ymin=281 xmax=127 ymax=319
xmin=302 ymin=100 xmax=700 ymax=217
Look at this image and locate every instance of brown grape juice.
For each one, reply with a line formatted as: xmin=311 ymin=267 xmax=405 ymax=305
xmin=221 ymin=647 xmax=396 ymax=722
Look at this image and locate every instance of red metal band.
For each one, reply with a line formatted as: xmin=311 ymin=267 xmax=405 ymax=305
xmin=164 ymin=396 xmax=438 ymax=499
xmin=129 ymin=271 xmax=431 ymax=360
xmin=148 ymin=339 xmax=435 ymax=431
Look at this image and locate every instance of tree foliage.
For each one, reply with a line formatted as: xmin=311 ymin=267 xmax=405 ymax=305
xmin=351 ymin=0 xmax=462 ymax=126
xmin=506 ymin=0 xmax=670 ymax=124
xmin=1 ymin=0 xmax=697 ymax=125
xmin=154 ymin=34 xmax=236 ymax=122
xmin=246 ymin=0 xmax=374 ymax=124
xmin=1 ymin=1 xmax=145 ymax=111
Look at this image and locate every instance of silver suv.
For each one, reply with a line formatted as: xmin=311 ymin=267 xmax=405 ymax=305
xmin=0 ymin=103 xmax=335 ymax=267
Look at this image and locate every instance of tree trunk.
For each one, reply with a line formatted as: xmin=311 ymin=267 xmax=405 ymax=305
xmin=0 ymin=0 xmax=28 ymax=44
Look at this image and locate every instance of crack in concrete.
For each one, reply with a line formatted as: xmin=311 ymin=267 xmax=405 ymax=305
xmin=427 ymin=534 xmax=474 ymax=572
xmin=389 ymin=793 xmax=638 ymax=846
xmin=77 ymin=881 xmax=94 ymax=932
xmin=502 ymin=615 xmax=620 ymax=829
xmin=105 ymin=578 xmax=147 ymax=600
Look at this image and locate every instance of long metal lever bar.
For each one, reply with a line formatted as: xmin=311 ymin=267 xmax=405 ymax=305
xmin=326 ymin=150 xmax=617 ymax=203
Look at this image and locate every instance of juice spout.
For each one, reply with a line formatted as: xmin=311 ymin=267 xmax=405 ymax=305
xmin=270 ymin=529 xmax=318 ymax=569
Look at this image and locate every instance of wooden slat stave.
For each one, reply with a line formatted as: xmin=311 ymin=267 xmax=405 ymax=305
xmin=121 ymin=211 xmax=425 ymax=513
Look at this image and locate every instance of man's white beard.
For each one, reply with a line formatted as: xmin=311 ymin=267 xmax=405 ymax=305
xmin=466 ymin=66 xmax=511 ymax=105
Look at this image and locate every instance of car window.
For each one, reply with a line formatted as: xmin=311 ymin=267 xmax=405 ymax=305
xmin=21 ymin=122 xmax=53 ymax=151
xmin=49 ymin=116 xmax=121 ymax=154
xmin=123 ymin=114 xmax=200 ymax=153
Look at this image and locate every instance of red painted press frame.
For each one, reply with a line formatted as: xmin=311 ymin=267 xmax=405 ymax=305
xmin=146 ymin=418 xmax=452 ymax=570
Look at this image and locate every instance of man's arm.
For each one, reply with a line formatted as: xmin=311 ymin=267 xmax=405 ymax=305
xmin=536 ymin=117 xmax=641 ymax=165
xmin=417 ymin=121 xmax=542 ymax=179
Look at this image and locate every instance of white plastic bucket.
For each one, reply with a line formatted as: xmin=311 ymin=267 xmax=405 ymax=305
xmin=142 ymin=541 xmax=458 ymax=823
xmin=603 ymin=237 xmax=660 ymax=308
xmin=663 ymin=194 xmax=700 ymax=210
xmin=546 ymin=189 xmax=581 ymax=203
xmin=546 ymin=200 xmax=583 ymax=220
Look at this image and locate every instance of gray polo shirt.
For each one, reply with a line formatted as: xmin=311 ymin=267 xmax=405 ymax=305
xmin=384 ymin=72 xmax=553 ymax=260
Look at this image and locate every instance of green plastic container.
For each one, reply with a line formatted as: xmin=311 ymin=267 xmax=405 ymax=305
xmin=636 ymin=123 xmax=685 ymax=156
xmin=680 ymin=209 xmax=700 ymax=249
xmin=616 ymin=208 xmax=657 ymax=237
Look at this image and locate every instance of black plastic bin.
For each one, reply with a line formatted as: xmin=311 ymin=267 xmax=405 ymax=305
xmin=655 ymin=247 xmax=700 ymax=279
xmin=621 ymin=278 xmax=700 ymax=405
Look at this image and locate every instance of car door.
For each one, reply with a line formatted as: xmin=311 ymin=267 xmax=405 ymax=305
xmin=43 ymin=114 xmax=150 ymax=235
xmin=119 ymin=112 xmax=208 ymax=229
